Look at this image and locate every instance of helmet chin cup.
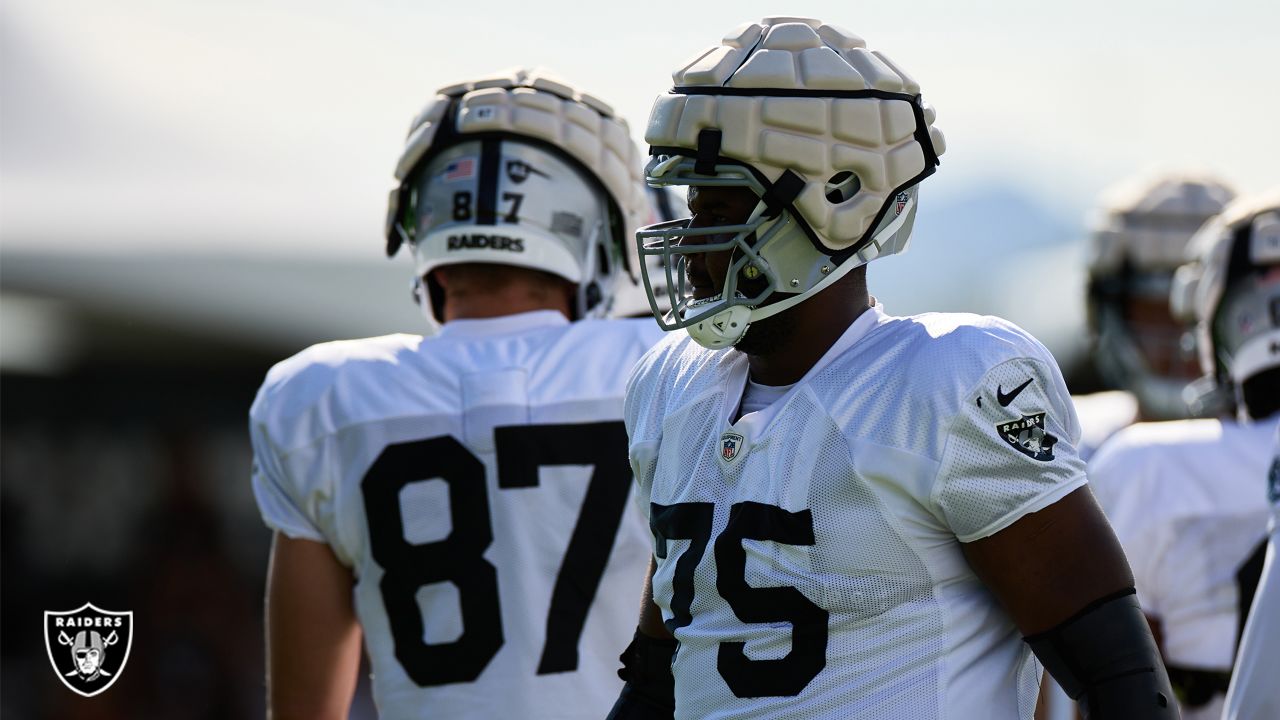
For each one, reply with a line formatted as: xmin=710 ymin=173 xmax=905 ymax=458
xmin=686 ymin=302 xmax=753 ymax=349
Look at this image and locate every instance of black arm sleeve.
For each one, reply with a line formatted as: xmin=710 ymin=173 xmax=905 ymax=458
xmin=1025 ymin=588 xmax=1179 ymax=719
xmin=605 ymin=629 xmax=677 ymax=720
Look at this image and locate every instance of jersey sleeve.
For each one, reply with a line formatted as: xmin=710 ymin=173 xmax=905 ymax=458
xmin=932 ymin=355 xmax=1088 ymax=542
xmin=249 ymin=391 xmax=327 ymax=543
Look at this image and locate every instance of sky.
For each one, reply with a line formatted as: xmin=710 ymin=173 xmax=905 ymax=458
xmin=1 ymin=0 xmax=1277 ymax=371
xmin=2 ymin=0 xmax=1277 ymax=255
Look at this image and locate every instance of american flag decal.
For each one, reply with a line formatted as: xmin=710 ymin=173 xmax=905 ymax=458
xmin=443 ymin=158 xmax=475 ymax=182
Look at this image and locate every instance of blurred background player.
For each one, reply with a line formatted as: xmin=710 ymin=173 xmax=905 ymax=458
xmin=249 ymin=68 xmax=664 ymax=719
xmin=1042 ymin=173 xmax=1235 ymax=720
xmin=1074 ymin=173 xmax=1236 ymax=459
xmin=1222 ymin=424 xmax=1280 ymax=719
xmin=611 ymin=17 xmax=1173 ymax=720
xmin=1089 ymin=189 xmax=1280 ymax=719
xmin=613 ymin=186 xmax=681 ymax=319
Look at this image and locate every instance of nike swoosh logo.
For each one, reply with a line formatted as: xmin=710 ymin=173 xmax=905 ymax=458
xmin=997 ymin=378 xmax=1033 ymax=407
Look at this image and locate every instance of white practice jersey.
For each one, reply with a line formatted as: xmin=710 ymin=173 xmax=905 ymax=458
xmin=251 ymin=311 xmax=664 ymax=719
xmin=1223 ymin=424 xmax=1280 ymax=720
xmin=1071 ymin=389 xmax=1139 ymax=462
xmin=626 ymin=304 xmax=1088 ymax=720
xmin=1089 ymin=415 xmax=1278 ymax=720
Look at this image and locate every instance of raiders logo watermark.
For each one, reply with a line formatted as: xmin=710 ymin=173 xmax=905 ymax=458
xmin=996 ymin=413 xmax=1058 ymax=462
xmin=718 ymin=432 xmax=746 ymax=466
xmin=44 ymin=603 xmax=133 ymax=697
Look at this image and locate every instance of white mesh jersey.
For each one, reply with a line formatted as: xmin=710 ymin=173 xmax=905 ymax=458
xmin=1223 ymin=424 xmax=1280 ymax=720
xmin=1090 ymin=415 xmax=1279 ymax=720
xmin=626 ymin=304 xmax=1088 ymax=720
xmin=250 ymin=311 xmax=664 ymax=719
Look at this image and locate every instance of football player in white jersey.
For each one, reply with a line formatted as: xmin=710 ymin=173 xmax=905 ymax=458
xmin=250 ymin=68 xmax=665 ymax=719
xmin=1075 ymin=174 xmax=1235 ymax=460
xmin=607 ymin=17 xmax=1176 ymax=720
xmin=1090 ymin=190 xmax=1280 ymax=720
xmin=1222 ymin=425 xmax=1280 ymax=719
xmin=1043 ymin=174 xmax=1235 ymax=720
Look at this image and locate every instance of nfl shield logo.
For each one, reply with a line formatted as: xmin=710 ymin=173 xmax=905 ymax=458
xmin=719 ymin=432 xmax=745 ymax=465
xmin=894 ymin=192 xmax=910 ymax=215
xmin=44 ymin=603 xmax=134 ymax=697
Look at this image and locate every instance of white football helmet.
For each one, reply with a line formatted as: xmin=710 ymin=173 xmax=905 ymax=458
xmin=1085 ymin=173 xmax=1236 ymax=419
xmin=384 ymin=68 xmax=648 ymax=328
xmin=1171 ymin=188 xmax=1280 ymax=419
xmin=634 ymin=17 xmax=944 ymax=349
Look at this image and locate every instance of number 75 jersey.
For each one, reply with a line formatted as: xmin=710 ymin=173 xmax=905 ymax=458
xmin=625 ymin=305 xmax=1088 ymax=720
xmin=250 ymin=312 xmax=663 ymax=719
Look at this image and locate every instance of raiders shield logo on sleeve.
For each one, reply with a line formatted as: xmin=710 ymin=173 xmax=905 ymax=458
xmin=44 ymin=603 xmax=133 ymax=697
xmin=995 ymin=413 xmax=1058 ymax=462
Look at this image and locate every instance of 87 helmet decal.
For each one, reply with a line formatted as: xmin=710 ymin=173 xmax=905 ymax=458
xmin=1171 ymin=188 xmax=1280 ymax=420
xmin=1086 ymin=173 xmax=1236 ymax=419
xmin=384 ymin=67 xmax=648 ymax=328
xmin=636 ymin=17 xmax=945 ymax=348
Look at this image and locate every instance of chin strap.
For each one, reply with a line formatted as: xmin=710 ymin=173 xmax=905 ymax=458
xmin=681 ymin=187 xmax=913 ymax=350
xmin=747 ymin=195 xmax=914 ymax=326
xmin=1025 ymin=589 xmax=1177 ymax=719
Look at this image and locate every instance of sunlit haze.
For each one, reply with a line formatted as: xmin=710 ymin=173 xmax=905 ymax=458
xmin=2 ymin=0 xmax=1276 ymax=362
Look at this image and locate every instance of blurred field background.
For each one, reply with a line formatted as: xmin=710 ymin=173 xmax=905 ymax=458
xmin=2 ymin=0 xmax=1277 ymax=716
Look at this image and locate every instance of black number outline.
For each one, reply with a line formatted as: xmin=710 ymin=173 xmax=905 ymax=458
xmin=649 ymin=502 xmax=715 ymax=634
xmin=714 ymin=501 xmax=828 ymax=697
xmin=650 ymin=500 xmax=829 ymax=698
xmin=361 ymin=421 xmax=633 ymax=685
xmin=500 ymin=192 xmax=524 ymax=223
xmin=361 ymin=436 xmax=503 ymax=687
xmin=496 ymin=421 xmax=632 ymax=674
xmin=452 ymin=191 xmax=473 ymax=221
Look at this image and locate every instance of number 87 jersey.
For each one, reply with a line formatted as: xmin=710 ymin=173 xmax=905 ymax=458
xmin=250 ymin=313 xmax=663 ymax=718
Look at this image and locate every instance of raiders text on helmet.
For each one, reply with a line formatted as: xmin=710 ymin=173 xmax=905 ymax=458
xmin=1085 ymin=173 xmax=1236 ymax=419
xmin=384 ymin=68 xmax=648 ymax=327
xmin=1171 ymin=188 xmax=1280 ymax=418
xmin=635 ymin=17 xmax=945 ymax=348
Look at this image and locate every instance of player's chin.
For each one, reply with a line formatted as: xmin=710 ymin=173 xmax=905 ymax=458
xmin=734 ymin=310 xmax=794 ymax=355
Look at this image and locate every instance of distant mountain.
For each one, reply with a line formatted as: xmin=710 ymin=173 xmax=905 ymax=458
xmin=870 ymin=182 xmax=1091 ymax=365
xmin=922 ymin=183 xmax=1082 ymax=249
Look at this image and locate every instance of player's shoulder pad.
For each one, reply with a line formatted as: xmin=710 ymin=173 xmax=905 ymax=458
xmin=1088 ymin=418 xmax=1225 ymax=522
xmin=250 ymin=334 xmax=424 ymax=442
xmin=1091 ymin=418 xmax=1224 ymax=477
xmin=823 ymin=311 xmax=1061 ymax=417
xmin=897 ymin=311 xmax=1058 ymax=373
xmin=625 ymin=330 xmax=733 ymax=425
xmin=567 ymin=317 xmax=667 ymax=361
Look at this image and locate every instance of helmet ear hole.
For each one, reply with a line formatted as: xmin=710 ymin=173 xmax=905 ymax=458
xmin=825 ymin=171 xmax=861 ymax=204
